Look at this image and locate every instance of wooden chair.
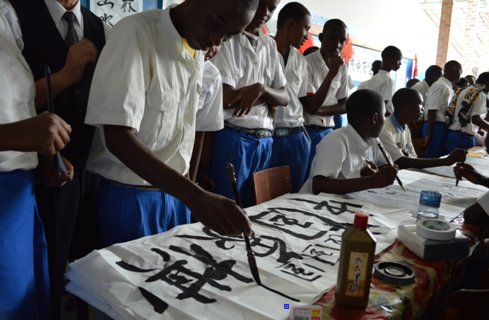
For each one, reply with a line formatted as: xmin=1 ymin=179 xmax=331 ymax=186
xmin=437 ymin=289 xmax=489 ymax=320
xmin=252 ymin=166 xmax=292 ymax=205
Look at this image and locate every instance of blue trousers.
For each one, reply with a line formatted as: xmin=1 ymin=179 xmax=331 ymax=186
xmin=98 ymin=178 xmax=191 ymax=246
xmin=0 ymin=170 xmax=50 ymax=320
xmin=305 ymin=126 xmax=333 ymax=179
xmin=210 ymin=127 xmax=273 ymax=208
xmin=271 ymin=131 xmax=310 ymax=192
xmin=447 ymin=130 xmax=475 ymax=153
xmin=422 ymin=121 xmax=448 ymax=158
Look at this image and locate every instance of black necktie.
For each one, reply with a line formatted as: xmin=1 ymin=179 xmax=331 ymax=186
xmin=62 ymin=11 xmax=79 ymax=46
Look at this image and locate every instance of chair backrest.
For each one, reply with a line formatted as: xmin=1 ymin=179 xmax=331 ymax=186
xmin=252 ymin=166 xmax=292 ymax=205
xmin=437 ymin=289 xmax=489 ymax=320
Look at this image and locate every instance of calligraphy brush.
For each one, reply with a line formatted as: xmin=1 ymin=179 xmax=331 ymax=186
xmin=43 ymin=65 xmax=68 ymax=175
xmin=377 ymin=140 xmax=406 ymax=192
xmin=455 ymin=151 xmax=467 ymax=187
xmin=226 ymin=162 xmax=300 ymax=302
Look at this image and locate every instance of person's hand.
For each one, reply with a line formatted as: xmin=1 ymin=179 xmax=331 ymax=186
xmin=38 ymin=155 xmax=74 ymax=187
xmin=371 ymin=165 xmax=398 ymax=188
xmin=422 ymin=134 xmax=432 ymax=147
xmin=360 ymin=160 xmax=378 ymax=177
xmin=454 ymin=162 xmax=486 ymax=186
xmin=9 ymin=113 xmax=71 ymax=155
xmin=230 ymin=83 xmax=264 ymax=117
xmin=188 ymin=190 xmax=252 ymax=237
xmin=60 ymin=39 xmax=97 ymax=86
xmin=446 ymin=148 xmax=467 ymax=165
xmin=326 ymin=56 xmax=344 ymax=79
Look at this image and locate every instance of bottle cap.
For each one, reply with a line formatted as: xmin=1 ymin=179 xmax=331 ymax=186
xmin=354 ymin=212 xmax=368 ymax=230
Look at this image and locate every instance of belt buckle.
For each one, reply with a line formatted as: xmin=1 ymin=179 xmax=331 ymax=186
xmin=256 ymin=129 xmax=267 ymax=138
xmin=275 ymin=128 xmax=288 ymax=137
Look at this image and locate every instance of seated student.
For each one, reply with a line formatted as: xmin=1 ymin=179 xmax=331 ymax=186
xmin=84 ymin=0 xmax=259 ymax=246
xmin=379 ymin=88 xmax=466 ymax=169
xmin=447 ymin=72 xmax=489 ymax=152
xmin=454 ymin=163 xmax=489 ymax=225
xmin=300 ymin=89 xmax=398 ymax=195
xmin=358 ymin=46 xmax=402 ymax=116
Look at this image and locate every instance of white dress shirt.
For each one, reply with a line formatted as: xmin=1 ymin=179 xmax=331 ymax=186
xmin=379 ymin=114 xmax=417 ymax=162
xmin=411 ymin=80 xmax=430 ymax=106
xmin=358 ymin=70 xmax=394 ymax=114
xmin=85 ymin=8 xmax=204 ymax=185
xmin=0 ymin=32 xmax=37 ymax=171
xmin=300 ymin=124 xmax=388 ymax=193
xmin=211 ymin=30 xmax=287 ymax=130
xmin=424 ymin=77 xmax=454 ymax=122
xmin=304 ymin=50 xmax=349 ymax=128
xmin=448 ymin=85 xmax=487 ymax=136
xmin=196 ymin=61 xmax=224 ymax=132
xmin=274 ymin=45 xmax=308 ymax=128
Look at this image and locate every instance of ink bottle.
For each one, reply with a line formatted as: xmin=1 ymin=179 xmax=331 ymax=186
xmin=335 ymin=212 xmax=376 ymax=308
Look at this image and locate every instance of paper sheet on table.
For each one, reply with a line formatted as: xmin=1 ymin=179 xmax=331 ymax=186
xmin=66 ymin=193 xmax=399 ymax=320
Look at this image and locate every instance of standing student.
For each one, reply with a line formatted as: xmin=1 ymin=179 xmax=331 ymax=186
xmin=422 ymin=60 xmax=462 ymax=158
xmin=85 ymin=0 xmax=259 ymax=246
xmin=357 ymin=60 xmax=382 ymax=89
xmin=271 ymin=2 xmax=311 ymax=192
xmin=379 ymin=88 xmax=465 ymax=169
xmin=210 ymin=0 xmax=289 ymax=207
xmin=5 ymin=0 xmax=105 ymax=317
xmin=300 ymin=89 xmax=397 ymax=195
xmin=411 ymin=65 xmax=443 ymax=107
xmin=358 ymin=45 xmax=402 ymax=116
xmin=300 ymin=19 xmax=350 ymax=178
xmin=447 ymin=72 xmax=489 ymax=152
xmin=189 ymin=47 xmax=224 ymax=187
xmin=0 ymin=28 xmax=71 ymax=320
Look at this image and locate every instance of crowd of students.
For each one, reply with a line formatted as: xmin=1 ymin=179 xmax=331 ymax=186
xmin=0 ymin=0 xmax=488 ymax=319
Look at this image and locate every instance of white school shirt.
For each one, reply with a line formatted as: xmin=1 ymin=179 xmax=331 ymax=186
xmin=411 ymin=80 xmax=430 ymax=106
xmin=448 ymin=86 xmax=487 ymax=136
xmin=196 ymin=61 xmax=224 ymax=132
xmin=424 ymin=77 xmax=454 ymax=122
xmin=0 ymin=33 xmax=37 ymax=171
xmin=379 ymin=114 xmax=417 ymax=162
xmin=304 ymin=50 xmax=349 ymax=128
xmin=0 ymin=0 xmax=23 ymax=50
xmin=211 ymin=30 xmax=286 ymax=130
xmin=358 ymin=70 xmax=394 ymax=114
xmin=274 ymin=45 xmax=307 ymax=128
xmin=300 ymin=124 xmax=388 ymax=193
xmin=85 ymin=8 xmax=204 ymax=186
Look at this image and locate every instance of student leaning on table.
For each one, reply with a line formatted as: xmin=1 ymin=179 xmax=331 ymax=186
xmin=300 ymin=89 xmax=398 ymax=195
xmin=379 ymin=88 xmax=466 ymax=169
xmin=84 ymin=0 xmax=259 ymax=246
xmin=455 ymin=163 xmax=489 ymax=225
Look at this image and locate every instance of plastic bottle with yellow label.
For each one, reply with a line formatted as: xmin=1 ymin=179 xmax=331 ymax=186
xmin=335 ymin=212 xmax=376 ymax=308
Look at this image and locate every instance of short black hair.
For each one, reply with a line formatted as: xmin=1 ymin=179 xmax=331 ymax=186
xmin=425 ymin=65 xmax=442 ymax=77
xmin=444 ymin=60 xmax=461 ymax=73
xmin=372 ymin=60 xmax=382 ymax=73
xmin=392 ymin=88 xmax=421 ymax=112
xmin=476 ymin=72 xmax=489 ymax=84
xmin=277 ymin=2 xmax=310 ymax=30
xmin=322 ymin=18 xmax=347 ymax=34
xmin=346 ymin=89 xmax=384 ymax=125
xmin=381 ymin=46 xmax=402 ymax=60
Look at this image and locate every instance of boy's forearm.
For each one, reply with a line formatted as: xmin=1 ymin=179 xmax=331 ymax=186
xmin=395 ymin=156 xmax=451 ymax=169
